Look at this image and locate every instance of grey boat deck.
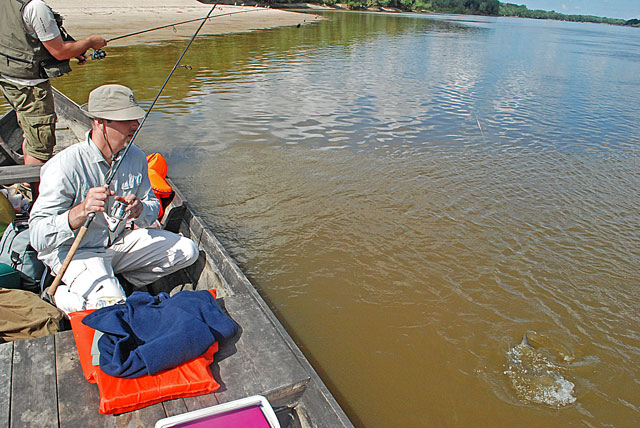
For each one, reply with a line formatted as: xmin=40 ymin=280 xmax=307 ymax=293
xmin=0 ymin=269 xmax=347 ymax=427
xmin=0 ymin=90 xmax=354 ymax=428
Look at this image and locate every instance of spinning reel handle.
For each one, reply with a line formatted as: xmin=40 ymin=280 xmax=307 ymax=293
xmin=88 ymin=49 xmax=107 ymax=60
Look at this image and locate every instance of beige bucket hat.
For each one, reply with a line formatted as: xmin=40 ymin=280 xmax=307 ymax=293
xmin=81 ymin=84 xmax=145 ymax=121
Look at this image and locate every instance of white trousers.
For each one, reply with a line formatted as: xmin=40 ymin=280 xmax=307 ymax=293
xmin=52 ymin=228 xmax=199 ymax=315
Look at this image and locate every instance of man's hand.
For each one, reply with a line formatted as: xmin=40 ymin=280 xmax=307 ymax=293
xmin=75 ymin=36 xmax=105 ymax=65
xmin=116 ymin=194 xmax=143 ymax=219
xmin=68 ymin=186 xmax=114 ymax=230
xmin=87 ymin=35 xmax=107 ymax=50
xmin=82 ymin=186 xmax=115 ymax=216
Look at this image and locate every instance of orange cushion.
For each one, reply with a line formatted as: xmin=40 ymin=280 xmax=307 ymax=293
xmin=68 ymin=290 xmax=220 ymax=415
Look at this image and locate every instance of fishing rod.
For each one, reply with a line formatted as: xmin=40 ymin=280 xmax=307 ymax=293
xmin=107 ymin=7 xmax=266 ymax=43
xmin=48 ymin=3 xmax=219 ymax=298
xmin=77 ymin=8 xmax=264 ymax=64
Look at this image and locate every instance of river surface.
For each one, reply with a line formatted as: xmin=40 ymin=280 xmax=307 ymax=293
xmin=5 ymin=11 xmax=639 ymax=427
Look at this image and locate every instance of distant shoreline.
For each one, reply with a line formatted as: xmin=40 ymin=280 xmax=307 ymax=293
xmin=277 ymin=2 xmax=637 ymax=27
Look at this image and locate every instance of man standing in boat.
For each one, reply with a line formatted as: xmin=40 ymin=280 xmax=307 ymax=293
xmin=29 ymin=84 xmax=200 ymax=314
xmin=0 ymin=0 xmax=107 ymax=199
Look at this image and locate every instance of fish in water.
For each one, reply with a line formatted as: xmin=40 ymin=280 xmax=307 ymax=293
xmin=504 ymin=331 xmax=576 ymax=407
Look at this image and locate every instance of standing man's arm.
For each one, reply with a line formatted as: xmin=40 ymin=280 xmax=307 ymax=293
xmin=42 ymin=35 xmax=107 ymax=61
xmin=25 ymin=0 xmax=106 ymax=62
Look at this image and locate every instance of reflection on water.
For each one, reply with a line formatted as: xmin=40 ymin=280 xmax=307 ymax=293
xmin=21 ymin=11 xmax=640 ymax=427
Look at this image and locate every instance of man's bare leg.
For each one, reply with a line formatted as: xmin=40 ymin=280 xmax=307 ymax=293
xmin=22 ymin=139 xmax=45 ymax=201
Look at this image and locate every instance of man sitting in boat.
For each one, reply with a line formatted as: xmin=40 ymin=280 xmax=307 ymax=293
xmin=28 ymin=84 xmax=199 ymax=314
xmin=0 ymin=0 xmax=107 ymax=199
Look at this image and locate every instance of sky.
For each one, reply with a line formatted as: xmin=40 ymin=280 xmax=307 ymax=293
xmin=516 ymin=0 xmax=640 ymax=19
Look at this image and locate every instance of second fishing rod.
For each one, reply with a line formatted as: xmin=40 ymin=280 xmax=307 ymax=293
xmin=48 ymin=3 xmax=219 ymax=298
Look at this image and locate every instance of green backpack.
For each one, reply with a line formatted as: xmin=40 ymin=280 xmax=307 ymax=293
xmin=0 ymin=217 xmax=45 ymax=293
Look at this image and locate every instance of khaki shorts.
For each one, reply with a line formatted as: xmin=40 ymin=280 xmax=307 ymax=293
xmin=0 ymin=79 xmax=57 ymax=161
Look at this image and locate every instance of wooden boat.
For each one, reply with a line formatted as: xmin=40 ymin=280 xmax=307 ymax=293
xmin=0 ymin=89 xmax=354 ymax=428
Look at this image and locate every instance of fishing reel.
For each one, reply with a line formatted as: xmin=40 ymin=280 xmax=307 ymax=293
xmin=89 ymin=49 xmax=107 ymax=60
xmin=106 ymin=200 xmax=129 ymax=232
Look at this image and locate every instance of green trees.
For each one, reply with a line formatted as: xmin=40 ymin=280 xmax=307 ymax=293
xmin=498 ymin=2 xmax=627 ymax=25
xmin=429 ymin=0 xmax=499 ymax=15
xmin=319 ymin=0 xmax=500 ymax=14
xmin=268 ymin=0 xmax=636 ymax=23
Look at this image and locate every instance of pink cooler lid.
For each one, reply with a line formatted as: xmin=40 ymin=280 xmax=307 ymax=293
xmin=171 ymin=405 xmax=272 ymax=428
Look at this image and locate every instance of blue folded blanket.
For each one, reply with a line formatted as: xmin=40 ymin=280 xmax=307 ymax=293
xmin=82 ymin=290 xmax=238 ymax=378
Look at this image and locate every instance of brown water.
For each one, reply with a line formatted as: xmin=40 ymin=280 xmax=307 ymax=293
xmin=5 ymin=11 xmax=640 ymax=427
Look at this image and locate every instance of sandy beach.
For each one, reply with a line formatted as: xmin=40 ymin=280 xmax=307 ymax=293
xmin=47 ymin=0 xmax=318 ymax=46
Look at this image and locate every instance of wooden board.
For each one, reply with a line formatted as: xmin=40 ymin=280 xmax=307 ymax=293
xmin=55 ymin=330 xmax=111 ymax=427
xmin=0 ymin=110 xmax=23 ymax=165
xmin=180 ymin=294 xmax=313 ymax=414
xmin=161 ymin=398 xmax=188 ymax=418
xmin=0 ymin=164 xmax=41 ymax=185
xmin=0 ymin=134 xmax=22 ymax=165
xmin=0 ymin=342 xmax=12 ymax=428
xmin=55 ymin=330 xmax=167 ymax=428
xmin=11 ymin=335 xmax=58 ymax=428
xmin=213 ymin=295 xmax=310 ymax=404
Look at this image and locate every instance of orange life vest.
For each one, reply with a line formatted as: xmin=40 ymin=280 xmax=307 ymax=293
xmin=146 ymin=153 xmax=174 ymax=219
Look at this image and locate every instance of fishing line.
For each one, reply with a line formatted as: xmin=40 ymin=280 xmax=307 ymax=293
xmin=48 ymin=3 xmax=219 ymax=298
xmin=107 ymin=7 xmax=268 ymax=43
xmin=82 ymin=8 xmax=266 ymax=63
xmin=104 ymin=6 xmax=219 ymax=184
xmin=474 ymin=111 xmax=488 ymax=146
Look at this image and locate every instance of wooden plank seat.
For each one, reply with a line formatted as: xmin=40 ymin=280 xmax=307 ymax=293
xmin=0 ymin=164 xmax=42 ymax=186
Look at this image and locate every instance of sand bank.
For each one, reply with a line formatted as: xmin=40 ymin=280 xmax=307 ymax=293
xmin=47 ymin=1 xmax=318 ymax=47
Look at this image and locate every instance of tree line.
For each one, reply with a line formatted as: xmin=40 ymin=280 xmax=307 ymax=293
xmin=267 ymin=1 xmax=638 ymax=26
xmin=498 ymin=3 xmax=628 ymax=25
xmin=314 ymin=0 xmax=500 ymax=14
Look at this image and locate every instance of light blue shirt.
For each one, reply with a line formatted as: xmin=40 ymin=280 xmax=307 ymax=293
xmin=29 ymin=133 xmax=160 ymax=270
